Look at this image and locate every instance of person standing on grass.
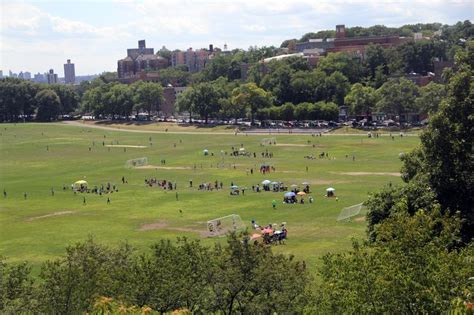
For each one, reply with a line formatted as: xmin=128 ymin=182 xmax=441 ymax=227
xmin=272 ymin=200 xmax=276 ymax=209
xmin=107 ymin=197 xmax=110 ymax=204
xmin=24 ymin=192 xmax=27 ymax=200
xmin=83 ymin=197 xmax=86 ymax=205
xmin=51 ymin=188 xmax=54 ymax=196
xmin=3 ymin=189 xmax=6 ymax=198
xmin=176 ymin=192 xmax=179 ymax=201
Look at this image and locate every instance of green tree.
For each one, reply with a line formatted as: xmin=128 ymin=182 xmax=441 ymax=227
xmin=231 ymin=82 xmax=272 ymax=124
xmin=35 ymin=89 xmax=61 ymax=121
xmin=158 ymin=68 xmax=191 ymax=86
xmin=51 ymin=84 xmax=79 ymax=114
xmin=294 ymin=102 xmax=312 ymax=121
xmin=376 ymin=78 xmax=419 ymax=118
xmin=414 ymin=43 xmax=474 ymax=242
xmin=324 ymin=71 xmax=350 ymax=106
xmin=318 ymin=52 xmax=365 ymax=83
xmin=105 ymin=84 xmax=134 ymax=117
xmin=416 ymin=81 xmax=447 ymax=114
xmin=365 ymin=44 xmax=387 ymax=77
xmin=315 ymin=211 xmax=474 ymax=314
xmin=260 ymin=63 xmax=293 ymax=104
xmin=279 ymin=102 xmax=295 ymax=121
xmin=344 ymin=83 xmax=378 ymax=116
xmin=132 ymin=81 xmax=163 ymax=115
xmin=0 ymin=259 xmax=36 ymax=313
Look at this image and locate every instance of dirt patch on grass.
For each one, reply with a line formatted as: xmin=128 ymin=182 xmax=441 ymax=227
xmin=27 ymin=211 xmax=75 ymax=221
xmin=106 ymin=145 xmax=147 ymax=148
xmin=139 ymin=221 xmax=168 ymax=231
xmin=138 ymin=221 xmax=211 ymax=237
xmin=275 ymin=143 xmax=311 ymax=147
xmin=354 ymin=216 xmax=366 ymax=222
xmin=336 ymin=172 xmax=400 ymax=177
xmin=135 ymin=165 xmax=192 ymax=170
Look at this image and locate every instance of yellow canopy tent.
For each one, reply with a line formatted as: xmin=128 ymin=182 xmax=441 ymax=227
xmin=73 ymin=180 xmax=88 ymax=191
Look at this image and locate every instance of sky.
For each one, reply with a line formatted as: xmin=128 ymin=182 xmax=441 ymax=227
xmin=0 ymin=0 xmax=472 ymax=76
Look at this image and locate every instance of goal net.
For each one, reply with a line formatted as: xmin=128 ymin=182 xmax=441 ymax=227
xmin=207 ymin=214 xmax=245 ymax=237
xmin=337 ymin=203 xmax=365 ymax=221
xmin=125 ymin=157 xmax=148 ymax=168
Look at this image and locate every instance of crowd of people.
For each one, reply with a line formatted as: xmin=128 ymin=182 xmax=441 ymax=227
xmin=251 ymin=221 xmax=288 ymax=245
xmin=145 ymin=178 xmax=176 ymax=190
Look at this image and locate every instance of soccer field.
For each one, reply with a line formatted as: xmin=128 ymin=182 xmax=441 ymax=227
xmin=0 ymin=123 xmax=419 ymax=273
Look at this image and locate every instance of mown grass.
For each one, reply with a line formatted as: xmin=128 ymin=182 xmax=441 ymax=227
xmin=0 ymin=123 xmax=418 ymax=275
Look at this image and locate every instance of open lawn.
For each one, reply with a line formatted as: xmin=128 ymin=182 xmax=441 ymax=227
xmin=0 ymin=123 xmax=419 ymax=275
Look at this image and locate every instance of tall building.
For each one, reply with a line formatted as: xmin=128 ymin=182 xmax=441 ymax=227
xmin=47 ymin=69 xmax=58 ymax=84
xmin=171 ymin=47 xmax=211 ymax=73
xmin=117 ymin=40 xmax=168 ymax=82
xmin=33 ymin=73 xmax=47 ymax=83
xmin=64 ymin=59 xmax=76 ymax=84
xmin=0 ymin=70 xmax=4 ymax=79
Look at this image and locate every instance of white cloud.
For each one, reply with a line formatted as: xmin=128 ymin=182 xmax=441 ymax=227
xmin=1 ymin=0 xmax=472 ymax=74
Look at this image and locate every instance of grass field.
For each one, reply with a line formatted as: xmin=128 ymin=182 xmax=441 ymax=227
xmin=0 ymin=123 xmax=418 ymax=275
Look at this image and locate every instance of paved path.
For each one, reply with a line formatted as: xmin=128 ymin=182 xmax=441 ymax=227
xmin=62 ymin=121 xmax=419 ymax=137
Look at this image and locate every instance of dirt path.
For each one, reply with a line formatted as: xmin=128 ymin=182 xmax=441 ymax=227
xmin=27 ymin=211 xmax=75 ymax=221
xmin=105 ymin=144 xmax=147 ymax=148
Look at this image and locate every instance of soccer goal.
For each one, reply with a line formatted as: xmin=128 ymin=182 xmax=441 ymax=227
xmin=337 ymin=203 xmax=365 ymax=221
xmin=125 ymin=157 xmax=148 ymax=168
xmin=207 ymin=214 xmax=245 ymax=237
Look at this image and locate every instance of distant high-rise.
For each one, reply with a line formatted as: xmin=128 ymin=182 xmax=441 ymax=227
xmin=0 ymin=70 xmax=4 ymax=79
xmin=34 ymin=73 xmax=47 ymax=83
xmin=47 ymin=69 xmax=58 ymax=84
xmin=64 ymin=59 xmax=76 ymax=84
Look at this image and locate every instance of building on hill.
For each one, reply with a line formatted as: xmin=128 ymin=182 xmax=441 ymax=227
xmin=296 ymin=24 xmax=410 ymax=59
xmin=117 ymin=40 xmax=168 ymax=83
xmin=172 ymin=46 xmax=212 ymax=73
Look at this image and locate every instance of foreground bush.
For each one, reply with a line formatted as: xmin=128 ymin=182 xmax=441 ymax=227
xmin=0 ymin=233 xmax=310 ymax=314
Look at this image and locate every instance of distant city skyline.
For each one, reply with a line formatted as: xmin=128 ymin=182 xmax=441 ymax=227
xmin=1 ymin=0 xmax=472 ymax=75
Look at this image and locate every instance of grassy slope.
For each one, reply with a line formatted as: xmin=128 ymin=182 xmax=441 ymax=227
xmin=0 ymin=123 xmax=418 ymax=274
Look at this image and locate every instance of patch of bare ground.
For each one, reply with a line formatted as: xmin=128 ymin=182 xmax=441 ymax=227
xmin=27 ymin=211 xmax=75 ymax=221
xmin=105 ymin=145 xmax=147 ymax=148
xmin=275 ymin=143 xmax=311 ymax=147
xmin=135 ymin=165 xmax=192 ymax=170
xmin=354 ymin=216 xmax=366 ymax=222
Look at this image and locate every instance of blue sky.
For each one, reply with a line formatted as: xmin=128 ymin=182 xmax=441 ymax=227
xmin=1 ymin=0 xmax=472 ymax=76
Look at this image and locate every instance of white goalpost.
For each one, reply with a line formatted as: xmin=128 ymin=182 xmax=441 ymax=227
xmin=125 ymin=157 xmax=148 ymax=168
xmin=207 ymin=214 xmax=245 ymax=236
xmin=337 ymin=203 xmax=365 ymax=221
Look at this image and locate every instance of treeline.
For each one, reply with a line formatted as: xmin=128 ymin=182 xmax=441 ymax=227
xmin=282 ymin=20 xmax=474 ymax=46
xmin=0 ymin=78 xmax=164 ymax=122
xmin=0 ymin=79 xmax=79 ymax=122
xmin=0 ymin=234 xmax=310 ymax=314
